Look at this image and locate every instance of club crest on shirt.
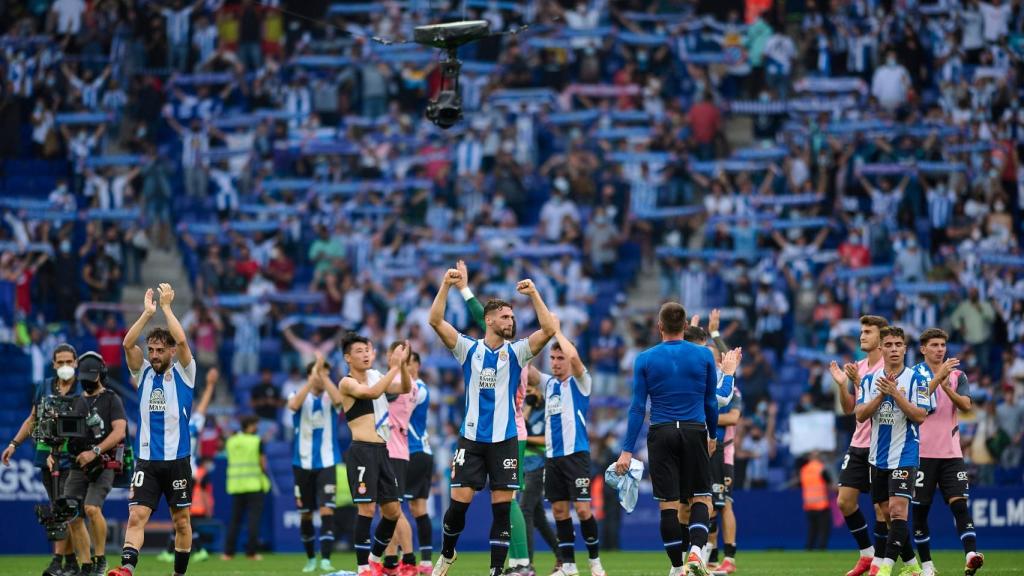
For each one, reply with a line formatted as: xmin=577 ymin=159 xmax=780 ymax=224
xmin=480 ymin=367 xmax=497 ymax=389
xmin=498 ymin=350 xmax=508 ymax=362
xmin=149 ymin=388 xmax=166 ymax=413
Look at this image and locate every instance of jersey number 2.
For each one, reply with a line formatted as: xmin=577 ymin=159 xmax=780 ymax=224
xmin=915 ymin=471 xmax=925 ymax=488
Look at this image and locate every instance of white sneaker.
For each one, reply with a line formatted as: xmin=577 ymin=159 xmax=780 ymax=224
xmin=921 ymin=561 xmax=937 ymax=576
xmin=432 ymin=553 xmax=457 ymax=576
xmin=701 ymin=544 xmax=713 ymax=565
xmin=589 ymin=559 xmax=606 ymax=576
xmin=551 ymin=563 xmax=579 ymax=576
xmin=669 ymin=567 xmax=686 ymax=576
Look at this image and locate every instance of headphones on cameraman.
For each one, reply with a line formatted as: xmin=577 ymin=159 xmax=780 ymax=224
xmin=77 ymin=351 xmax=108 ymax=382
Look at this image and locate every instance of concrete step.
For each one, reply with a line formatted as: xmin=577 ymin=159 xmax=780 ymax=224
xmin=121 ymin=246 xmax=194 ymax=327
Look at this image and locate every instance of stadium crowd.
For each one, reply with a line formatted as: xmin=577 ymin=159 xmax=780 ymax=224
xmin=1 ymin=0 xmax=1023 ymax=555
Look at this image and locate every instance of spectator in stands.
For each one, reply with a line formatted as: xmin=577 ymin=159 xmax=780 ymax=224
xmin=80 ymin=313 xmax=126 ymax=383
xmin=590 ymin=318 xmax=624 ymax=397
xmin=250 ymin=368 xmax=283 ymax=441
xmin=951 ymin=288 xmax=997 ymax=374
xmin=870 ymin=48 xmax=912 ymax=111
xmin=264 ymin=245 xmax=295 ymax=291
xmin=688 ymin=91 xmax=722 ymax=160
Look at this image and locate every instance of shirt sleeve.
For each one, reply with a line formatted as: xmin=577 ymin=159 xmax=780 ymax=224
xmin=450 ymin=333 xmax=475 ymax=364
xmin=510 ymin=337 xmax=536 ymax=367
xmin=176 ymin=358 xmax=197 ymax=389
xmin=621 ymin=353 xmax=649 ymax=453
xmin=955 ymin=372 xmax=970 ymax=396
xmin=913 ymin=373 xmax=934 ymax=412
xmin=716 ymin=373 xmax=735 ymax=407
xmin=576 ymin=370 xmax=592 ymax=397
xmin=467 ymin=296 xmax=486 ymax=331
xmin=415 ymin=383 xmax=429 ymax=406
xmin=857 ymin=375 xmax=872 ymax=404
xmin=108 ymin=392 xmax=127 ymax=424
xmin=704 ymin=349 xmax=719 ymax=440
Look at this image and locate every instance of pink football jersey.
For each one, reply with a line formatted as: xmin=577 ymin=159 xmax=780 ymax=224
xmin=386 ymin=389 xmax=416 ymax=461
xmin=919 ymin=369 xmax=965 ymax=459
xmin=850 ymin=356 xmax=885 ymax=449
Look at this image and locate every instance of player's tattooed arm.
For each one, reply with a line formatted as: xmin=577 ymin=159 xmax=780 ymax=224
xmin=429 ymin=269 xmax=461 ymax=349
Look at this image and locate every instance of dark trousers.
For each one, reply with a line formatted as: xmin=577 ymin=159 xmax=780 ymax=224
xmin=225 ymin=492 xmax=265 ymax=556
xmin=805 ymin=509 xmax=831 ymax=550
xmin=520 ymin=466 xmax=558 ymax=562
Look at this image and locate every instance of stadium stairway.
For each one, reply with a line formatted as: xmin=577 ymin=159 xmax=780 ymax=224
xmin=121 ymin=246 xmax=194 ymax=326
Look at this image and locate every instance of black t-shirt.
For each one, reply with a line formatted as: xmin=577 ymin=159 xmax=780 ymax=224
xmin=68 ymin=388 xmax=127 ymax=456
xmin=251 ymin=383 xmax=281 ymax=420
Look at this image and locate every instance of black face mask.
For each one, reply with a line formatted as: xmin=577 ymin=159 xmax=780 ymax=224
xmin=81 ymin=378 xmax=101 ymax=394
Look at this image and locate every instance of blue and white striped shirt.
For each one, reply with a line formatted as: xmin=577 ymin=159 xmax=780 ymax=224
xmin=132 ymin=359 xmax=196 ymax=462
xmin=858 ymin=366 xmax=932 ymax=470
xmin=541 ymin=370 xmax=592 ymax=458
xmin=408 ymin=379 xmax=432 ymax=455
xmin=451 ymin=334 xmax=535 ymax=443
xmin=289 ymin=391 xmax=342 ymax=470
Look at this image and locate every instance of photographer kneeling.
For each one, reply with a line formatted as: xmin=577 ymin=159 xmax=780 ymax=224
xmin=50 ymin=353 xmax=127 ymax=576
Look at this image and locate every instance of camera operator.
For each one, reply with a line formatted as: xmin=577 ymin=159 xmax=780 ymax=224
xmin=1 ymin=343 xmax=81 ymax=576
xmin=51 ymin=352 xmax=127 ymax=576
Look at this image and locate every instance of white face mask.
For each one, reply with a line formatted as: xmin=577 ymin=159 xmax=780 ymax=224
xmin=56 ymin=366 xmax=75 ymax=381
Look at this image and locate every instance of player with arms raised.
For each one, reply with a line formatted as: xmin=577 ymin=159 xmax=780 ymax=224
xmin=538 ymin=316 xmax=605 ymax=576
xmin=109 ymin=284 xmax=195 ymax=576
xmin=911 ymin=329 xmax=984 ymax=576
xmin=855 ymin=327 xmax=932 ymax=576
xmin=831 ymin=315 xmax=889 ymax=576
xmin=428 ymin=269 xmax=557 ymax=576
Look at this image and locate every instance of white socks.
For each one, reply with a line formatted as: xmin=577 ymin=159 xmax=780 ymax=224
xmin=861 ymin=546 xmax=875 ymax=558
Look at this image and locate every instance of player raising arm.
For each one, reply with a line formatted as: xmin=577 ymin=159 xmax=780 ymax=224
xmin=428 ymin=268 xmax=556 ymax=576
xmin=110 ymin=284 xmax=196 ymax=576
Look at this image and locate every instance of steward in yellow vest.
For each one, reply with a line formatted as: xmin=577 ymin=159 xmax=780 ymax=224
xmin=224 ymin=416 xmax=270 ymax=559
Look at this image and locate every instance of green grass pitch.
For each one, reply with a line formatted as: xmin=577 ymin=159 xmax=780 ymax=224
xmin=3 ymin=551 xmax=1023 ymax=575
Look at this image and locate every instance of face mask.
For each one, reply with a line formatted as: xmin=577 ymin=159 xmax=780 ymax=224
xmin=887 ymin=57 xmax=897 ymax=65
xmin=56 ymin=365 xmax=75 ymax=381
xmin=995 ymin=202 xmax=1006 ymax=211
xmin=59 ymin=239 xmax=71 ymax=254
xmin=972 ymin=230 xmax=982 ymax=241
xmin=81 ymin=378 xmax=100 ymax=394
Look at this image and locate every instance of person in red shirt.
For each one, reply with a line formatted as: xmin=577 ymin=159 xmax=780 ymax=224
xmin=3 ymin=252 xmax=49 ymax=316
xmin=838 ymin=231 xmax=871 ymax=269
xmin=234 ymin=245 xmax=260 ymax=281
xmin=81 ymin=313 xmax=127 ymax=369
xmin=688 ymin=91 xmax=722 ymax=160
xmin=264 ymin=246 xmax=295 ymax=291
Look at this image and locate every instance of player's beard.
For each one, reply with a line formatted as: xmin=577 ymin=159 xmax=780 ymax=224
xmin=498 ymin=325 xmax=515 ymax=339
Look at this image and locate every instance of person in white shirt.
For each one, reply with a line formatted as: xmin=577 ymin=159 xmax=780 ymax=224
xmin=539 ymin=185 xmax=581 ymax=242
xmin=960 ymin=0 xmax=985 ymax=61
xmin=871 ymin=50 xmax=912 ymax=111
xmin=51 ymin=0 xmax=86 ymax=36
xmin=162 ymin=0 xmax=203 ymax=71
xmin=979 ymin=0 xmax=1011 ymax=44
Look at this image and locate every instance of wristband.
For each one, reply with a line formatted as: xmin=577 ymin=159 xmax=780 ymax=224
xmin=8 ymin=440 xmax=18 ymax=449
xmin=459 ymin=287 xmax=474 ymax=300
xmin=711 ymin=330 xmax=721 ymax=338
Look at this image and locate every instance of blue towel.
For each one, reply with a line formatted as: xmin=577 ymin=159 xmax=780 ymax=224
xmin=604 ymin=458 xmax=645 ymax=513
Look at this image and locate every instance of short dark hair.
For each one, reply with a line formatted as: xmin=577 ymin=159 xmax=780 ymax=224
xmin=919 ymin=328 xmax=949 ymax=346
xmin=146 ymin=328 xmax=176 ymax=346
xmin=879 ymin=326 xmax=906 ymax=343
xmin=240 ymin=415 xmax=260 ymax=430
xmin=52 ymin=343 xmax=77 ymax=362
xmin=341 ymin=331 xmax=370 ymax=355
xmin=658 ymin=302 xmax=687 ymax=335
xmin=683 ymin=326 xmax=707 ymax=344
xmin=484 ymin=299 xmax=512 ymax=316
xmin=550 ymin=341 xmax=563 ymax=352
xmin=305 ymin=361 xmax=332 ymax=376
xmin=859 ymin=315 xmax=888 ymax=330
xmin=409 ymin=351 xmax=421 ymax=365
